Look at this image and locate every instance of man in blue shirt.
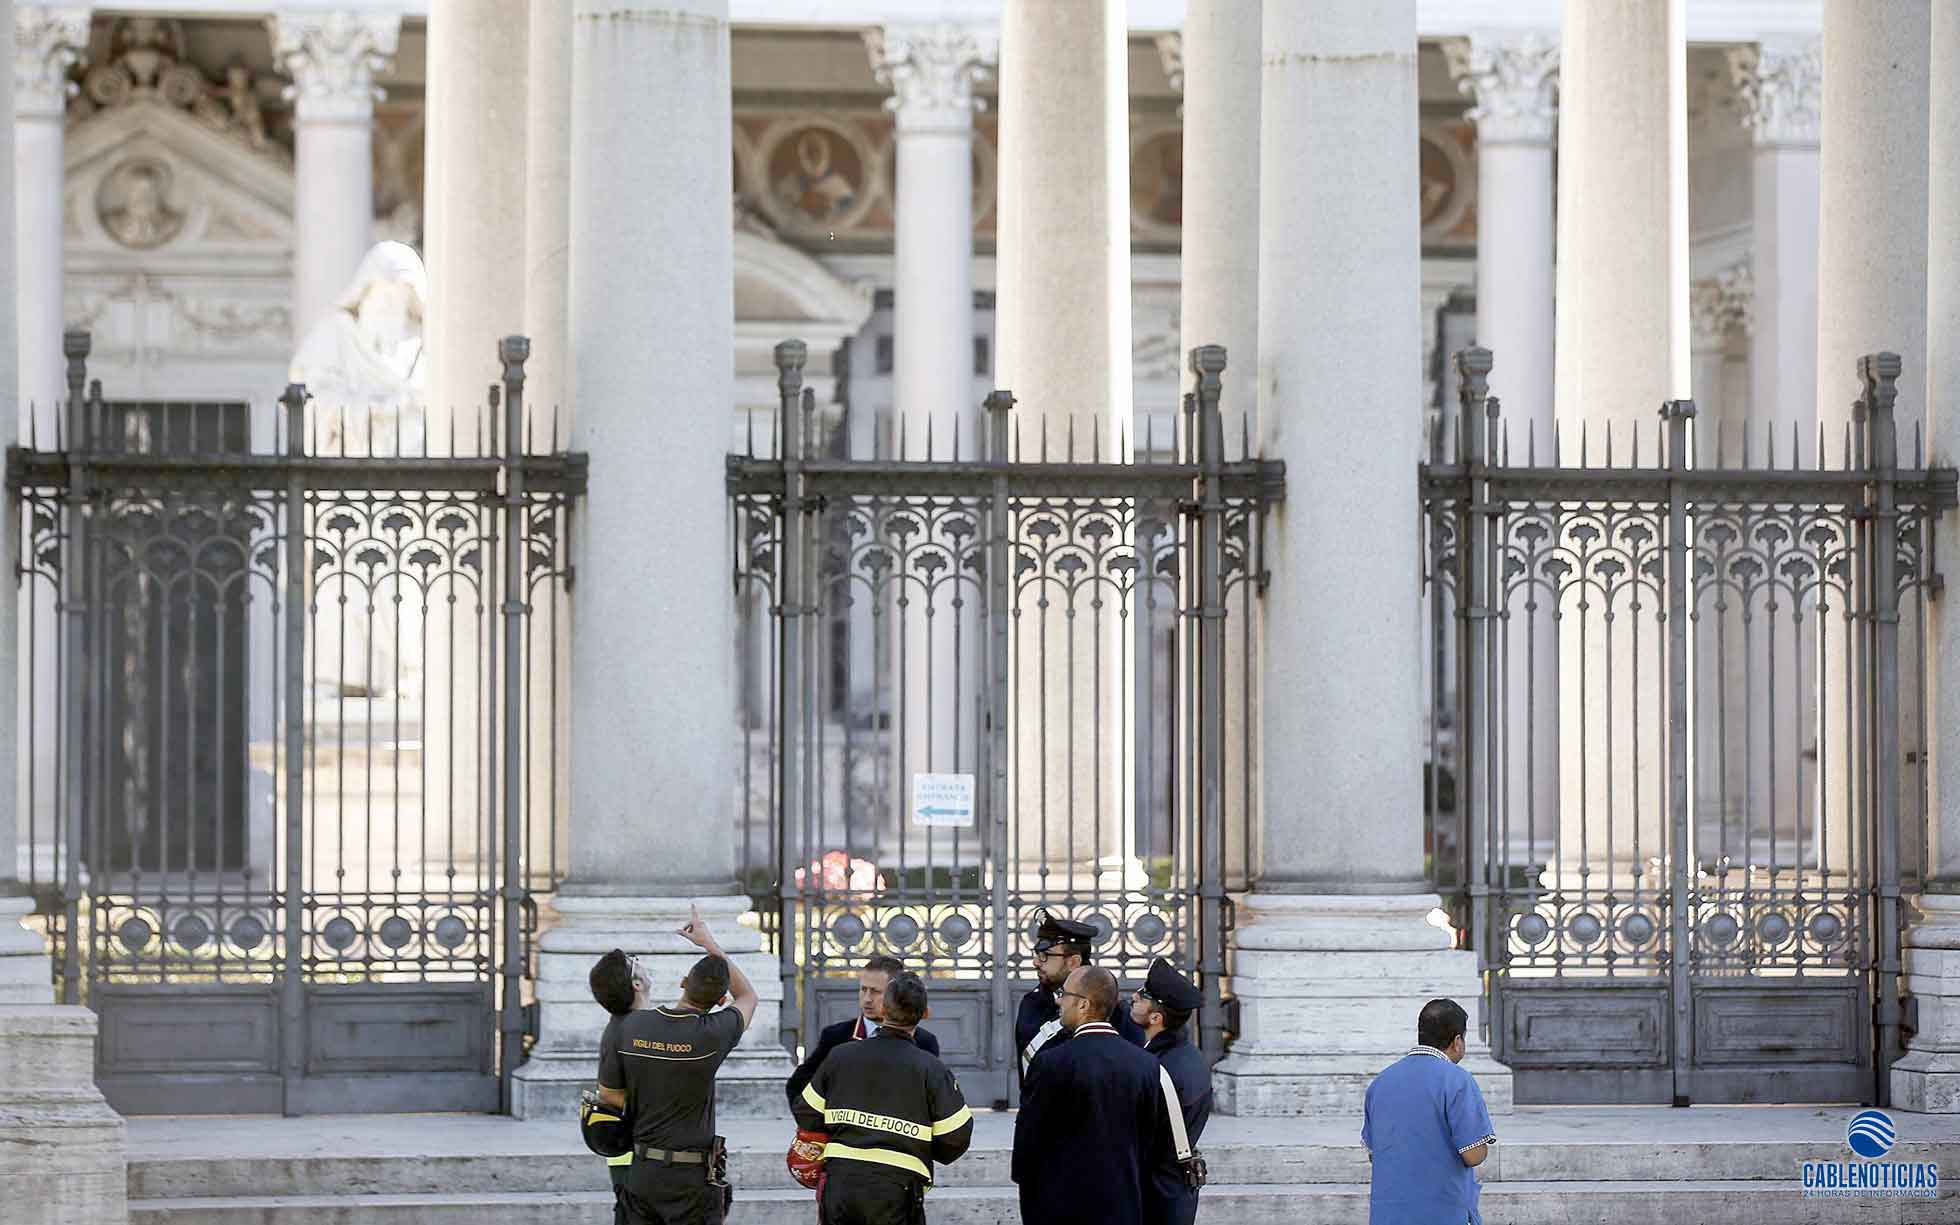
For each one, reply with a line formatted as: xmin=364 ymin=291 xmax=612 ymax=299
xmin=1360 ymin=998 xmax=1496 ymax=1225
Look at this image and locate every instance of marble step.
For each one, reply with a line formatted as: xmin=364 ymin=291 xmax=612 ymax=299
xmin=125 ymin=1133 xmax=1960 ymax=1200
xmin=127 ymin=1181 xmax=1959 ymax=1225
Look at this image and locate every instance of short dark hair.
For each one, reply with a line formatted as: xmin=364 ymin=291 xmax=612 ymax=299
xmin=883 ymin=972 xmax=928 ymax=1028
xmin=1079 ymin=966 xmax=1118 ymax=1019
xmin=1417 ymin=997 xmax=1469 ymax=1050
xmin=1153 ymin=1003 xmax=1193 ymax=1034
xmin=589 ymin=949 xmax=634 ymax=1016
xmin=863 ymin=955 xmax=905 ymax=979
xmin=684 ymin=954 xmax=731 ymax=1009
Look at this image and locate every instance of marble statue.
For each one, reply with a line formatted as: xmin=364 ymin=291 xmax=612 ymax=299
xmin=288 ymin=241 xmax=430 ymax=702
xmin=288 ymin=240 xmax=428 ymax=454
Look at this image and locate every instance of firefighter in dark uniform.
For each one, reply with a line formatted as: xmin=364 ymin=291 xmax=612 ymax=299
xmin=791 ymin=972 xmax=975 ymax=1225
xmin=1015 ymin=910 xmax=1145 ymax=1083
xmin=1012 ymin=965 xmax=1167 ymax=1225
xmin=1129 ymin=958 xmax=1213 ymax=1225
xmin=585 ymin=948 xmax=659 ymax=1224
xmin=596 ymin=906 xmax=759 ymax=1225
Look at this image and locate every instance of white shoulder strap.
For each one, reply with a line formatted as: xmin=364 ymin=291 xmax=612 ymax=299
xmin=1159 ymin=1066 xmax=1192 ymax=1161
xmin=1021 ymin=1019 xmax=1063 ymax=1073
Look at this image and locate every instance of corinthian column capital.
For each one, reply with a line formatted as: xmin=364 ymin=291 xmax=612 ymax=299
xmin=268 ymin=10 xmax=401 ymax=123
xmin=14 ymin=6 xmax=91 ymax=122
xmin=1444 ymin=30 xmax=1559 ymax=147
xmin=1691 ymin=261 xmax=1754 ymax=349
xmin=864 ymin=23 xmax=998 ymax=136
xmin=1727 ymin=36 xmax=1821 ymax=150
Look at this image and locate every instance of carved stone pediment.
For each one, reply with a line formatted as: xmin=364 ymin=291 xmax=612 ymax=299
xmin=65 ymin=97 xmax=294 ymax=255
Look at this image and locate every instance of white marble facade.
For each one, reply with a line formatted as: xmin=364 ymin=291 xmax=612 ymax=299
xmin=16 ymin=0 xmax=1960 ymax=1129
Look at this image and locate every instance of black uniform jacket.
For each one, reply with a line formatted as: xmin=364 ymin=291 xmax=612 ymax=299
xmin=786 ymin=1017 xmax=941 ymax=1107
xmin=1013 ymin=1022 xmax=1168 ymax=1225
xmin=1142 ymin=1030 xmax=1213 ymax=1225
xmin=791 ymin=1028 xmax=974 ymax=1186
xmin=1015 ymin=984 xmax=1145 ymax=1080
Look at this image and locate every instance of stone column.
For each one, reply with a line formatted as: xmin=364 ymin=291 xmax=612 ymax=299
xmin=1688 ymin=264 xmax=1774 ymax=859
xmin=1 ymin=10 xmax=128 ymax=1220
xmin=996 ymin=0 xmax=1132 ymax=881
xmin=1213 ymin=0 xmax=1508 ymax=1116
xmin=1177 ymin=0 xmax=1259 ymax=443
xmin=270 ymin=11 xmax=399 ymax=351
xmin=510 ymin=0 xmax=791 ymax=1119
xmin=1556 ymin=0 xmax=1686 ymax=423
xmin=1728 ymin=36 xmax=1820 ymax=438
xmin=1817 ymin=3 xmax=1928 ymax=440
xmin=865 ymin=24 xmax=994 ymax=832
xmin=12 ymin=6 xmax=85 ymax=423
xmin=524 ymin=0 xmax=572 ymax=421
xmin=1552 ymin=0 xmax=1685 ymax=879
xmin=1815 ymin=0 xmax=1930 ymax=924
xmin=1725 ymin=35 xmax=1821 ymax=896
xmin=425 ymin=0 xmax=527 ymax=443
xmin=11 ymin=4 xmax=82 ymax=900
xmin=1444 ymin=28 xmax=1560 ymax=871
xmin=1176 ymin=2 xmax=1260 ymax=889
xmin=418 ymin=0 xmax=528 ymax=872
xmin=523 ymin=0 xmax=573 ymax=884
xmin=1895 ymin=0 xmax=1960 ymax=1115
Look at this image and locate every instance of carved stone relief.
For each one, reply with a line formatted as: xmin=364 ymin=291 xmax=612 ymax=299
xmin=97 ymin=157 xmax=184 ymax=249
xmin=72 ymin=16 xmax=284 ymax=164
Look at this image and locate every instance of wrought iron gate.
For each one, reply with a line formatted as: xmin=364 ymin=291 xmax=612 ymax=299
xmin=731 ymin=342 xmax=1277 ymax=1103
xmin=14 ymin=332 xmax=581 ymax=1114
xmin=1423 ymin=347 xmax=1954 ymax=1105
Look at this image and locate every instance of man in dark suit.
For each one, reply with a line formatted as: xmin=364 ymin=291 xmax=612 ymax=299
xmin=786 ymin=955 xmax=940 ymax=1107
xmin=1130 ymin=959 xmax=1212 ymax=1225
xmin=1012 ymin=966 xmax=1168 ymax=1225
xmin=1014 ymin=910 xmax=1145 ymax=1083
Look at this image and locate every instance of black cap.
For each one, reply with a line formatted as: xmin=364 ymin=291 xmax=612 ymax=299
xmin=1031 ymin=908 xmax=1097 ymax=955
xmin=1137 ymin=957 xmax=1202 ymax=1013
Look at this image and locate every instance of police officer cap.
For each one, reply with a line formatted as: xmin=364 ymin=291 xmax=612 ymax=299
xmin=1139 ymin=957 xmax=1202 ymax=1013
xmin=1032 ymin=908 xmax=1097 ymax=954
xmin=579 ymin=1088 xmax=632 ymax=1159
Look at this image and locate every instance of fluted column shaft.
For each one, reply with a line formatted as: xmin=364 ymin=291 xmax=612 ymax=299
xmin=425 ymin=0 xmax=528 ymax=442
xmin=12 ymin=6 xmax=86 ymax=420
xmin=1446 ymin=28 xmax=1560 ymax=868
xmin=1729 ymin=36 xmax=1820 ymax=433
xmin=1894 ymin=0 xmax=1960 ymax=1117
xmin=271 ymin=11 xmax=399 ymax=351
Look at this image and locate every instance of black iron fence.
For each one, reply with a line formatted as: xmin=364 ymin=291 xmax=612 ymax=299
xmin=730 ymin=342 xmax=1279 ymax=1102
xmin=13 ymin=331 xmax=582 ymax=1114
xmin=1423 ymin=346 xmax=1955 ymax=1106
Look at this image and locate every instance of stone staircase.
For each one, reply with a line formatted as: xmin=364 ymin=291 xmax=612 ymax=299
xmin=125 ymin=1108 xmax=1960 ymax=1224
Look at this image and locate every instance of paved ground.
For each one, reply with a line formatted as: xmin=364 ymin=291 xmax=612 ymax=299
xmin=126 ymin=1104 xmax=1960 ymax=1160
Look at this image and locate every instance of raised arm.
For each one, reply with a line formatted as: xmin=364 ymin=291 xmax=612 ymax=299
xmin=680 ymin=903 xmax=758 ymax=1029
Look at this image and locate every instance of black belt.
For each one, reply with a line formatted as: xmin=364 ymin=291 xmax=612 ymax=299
xmin=634 ymin=1144 xmax=710 ymax=1165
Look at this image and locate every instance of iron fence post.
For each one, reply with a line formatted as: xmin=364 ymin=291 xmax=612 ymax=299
xmin=1191 ymin=346 xmax=1229 ymax=1065
xmin=773 ymin=341 xmax=809 ymax=1058
xmin=1664 ymin=397 xmax=1696 ymax=1107
xmin=1452 ymin=348 xmax=1494 ymax=1024
xmin=984 ymin=389 xmax=1015 ymax=1099
xmin=278 ymin=381 xmax=309 ymax=1115
xmin=1861 ymin=353 xmax=1905 ymax=1106
xmin=58 ymin=331 xmax=89 ymax=1008
xmin=497 ymin=337 xmax=531 ymax=1110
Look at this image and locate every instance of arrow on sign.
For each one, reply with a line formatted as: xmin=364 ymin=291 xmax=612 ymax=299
xmin=918 ymin=806 xmax=967 ymax=819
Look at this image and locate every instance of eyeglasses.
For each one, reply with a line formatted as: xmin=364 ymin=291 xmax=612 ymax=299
xmin=1055 ymin=989 xmax=1089 ymax=1003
